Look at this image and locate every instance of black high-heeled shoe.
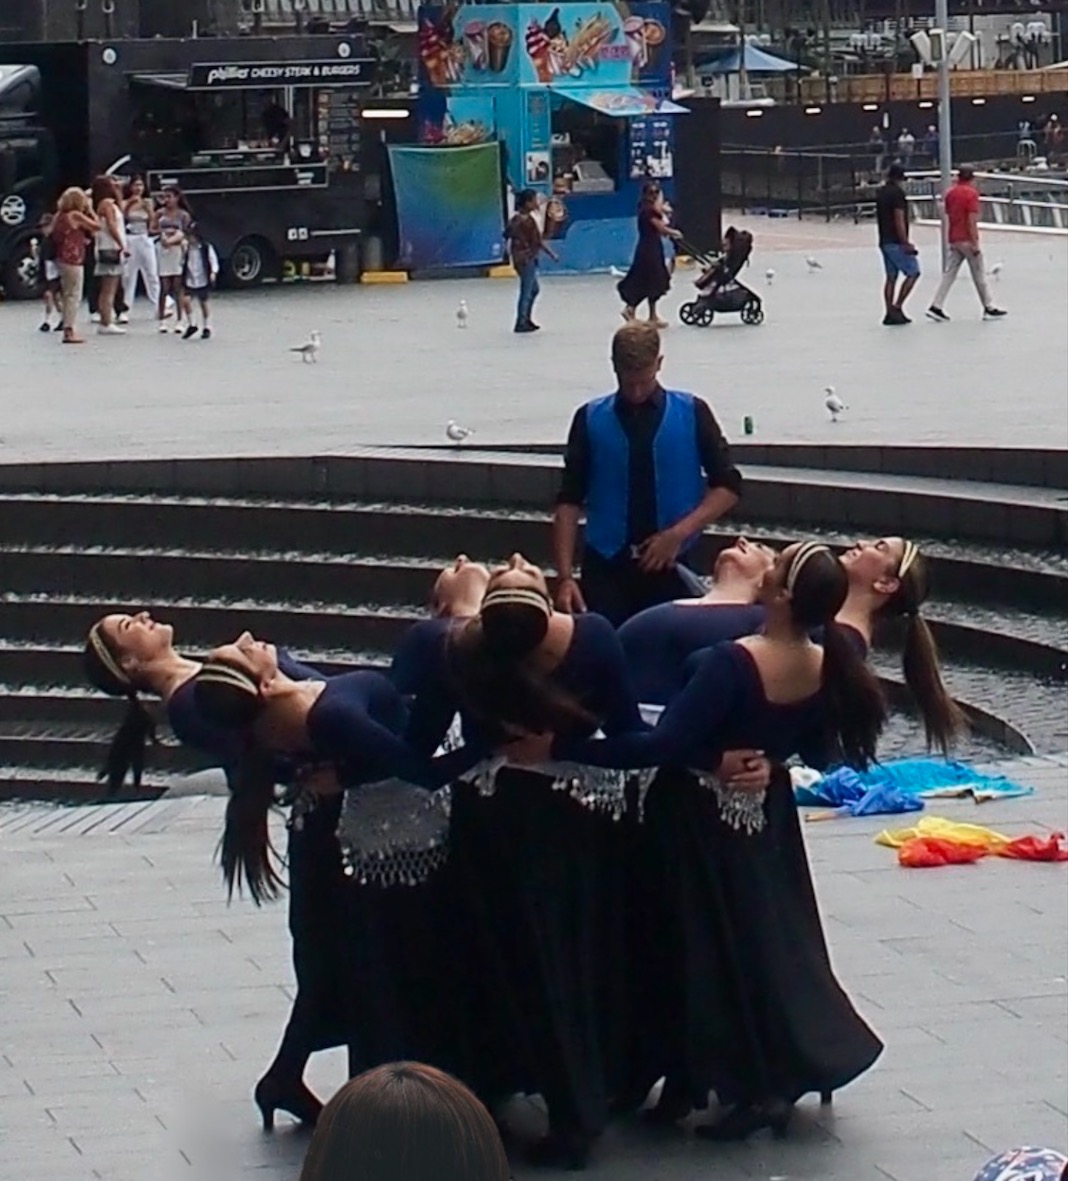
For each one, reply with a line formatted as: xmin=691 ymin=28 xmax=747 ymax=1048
xmin=253 ymin=1073 xmax=323 ymax=1132
xmin=695 ymin=1100 xmax=793 ymax=1143
xmin=524 ymin=1129 xmax=593 ymax=1171
xmin=642 ymin=1077 xmax=698 ymax=1126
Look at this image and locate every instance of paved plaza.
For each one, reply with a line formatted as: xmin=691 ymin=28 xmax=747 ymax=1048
xmin=2 ymin=757 xmax=1067 ymax=1181
xmin=1 ymin=221 xmax=1066 ymax=461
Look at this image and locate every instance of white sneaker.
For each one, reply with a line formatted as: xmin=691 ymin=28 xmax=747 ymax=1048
xmin=97 ymin=324 xmax=126 ymax=335
xmin=90 ymin=312 xmax=101 ymax=323
xmin=157 ymin=321 xmax=169 ymax=333
xmin=116 ymin=313 xmax=130 ymax=325
xmin=172 ymin=323 xmax=185 ymax=334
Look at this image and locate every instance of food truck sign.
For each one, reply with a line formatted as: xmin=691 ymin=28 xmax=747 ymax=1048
xmin=188 ymin=60 xmax=375 ymax=89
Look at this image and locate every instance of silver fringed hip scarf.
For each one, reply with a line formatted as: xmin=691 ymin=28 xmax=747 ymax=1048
xmin=337 ymin=779 xmax=453 ymax=887
xmin=463 ymin=757 xmax=655 ymax=822
xmin=695 ymin=772 xmax=768 ymax=835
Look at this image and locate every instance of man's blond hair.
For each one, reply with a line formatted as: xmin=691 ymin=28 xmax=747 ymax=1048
xmin=612 ymin=322 xmax=661 ymax=373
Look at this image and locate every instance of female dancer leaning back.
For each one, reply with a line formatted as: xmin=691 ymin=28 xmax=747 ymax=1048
xmin=82 ymin=614 xmax=350 ymax=1127
xmin=190 ymin=639 xmax=490 ymax=1111
xmin=399 ymin=553 xmax=760 ymax=1170
xmin=514 ymin=542 xmax=888 ymax=1141
xmin=836 ymin=535 xmax=966 ymax=753
xmin=618 ymin=535 xmax=775 ymax=707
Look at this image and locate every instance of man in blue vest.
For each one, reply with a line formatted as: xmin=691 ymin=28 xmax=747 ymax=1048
xmin=553 ymin=322 xmax=742 ymax=626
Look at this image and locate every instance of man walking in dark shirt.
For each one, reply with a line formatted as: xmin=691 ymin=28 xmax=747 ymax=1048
xmin=553 ymin=322 xmax=742 ymax=626
xmin=875 ymin=163 xmax=920 ymax=325
xmin=504 ymin=189 xmax=557 ymax=334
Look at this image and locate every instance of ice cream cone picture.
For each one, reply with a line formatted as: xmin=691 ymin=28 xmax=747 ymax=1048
xmin=642 ymin=19 xmax=667 ymax=68
xmin=463 ymin=20 xmax=488 ymax=70
xmin=419 ymin=19 xmax=450 ymax=86
xmin=623 ymin=15 xmax=648 ymax=70
xmin=525 ymin=20 xmax=554 ymax=82
xmin=486 ymin=21 xmax=514 ymax=73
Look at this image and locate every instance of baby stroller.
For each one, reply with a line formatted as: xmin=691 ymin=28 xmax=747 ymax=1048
xmin=678 ymin=229 xmax=764 ymax=327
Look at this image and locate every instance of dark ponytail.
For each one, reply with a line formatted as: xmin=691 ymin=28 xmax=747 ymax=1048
xmin=786 ymin=545 xmax=886 ymax=770
xmin=881 ymin=545 xmax=967 ymax=755
xmin=821 ymin=621 xmax=887 ymax=769
xmin=901 ymin=612 xmax=966 ymax=754
xmin=193 ymin=658 xmax=283 ymax=905
xmin=83 ymin=623 xmax=158 ymax=795
xmin=447 ymin=588 xmax=593 ymax=739
xmin=220 ymin=742 xmax=284 ymax=906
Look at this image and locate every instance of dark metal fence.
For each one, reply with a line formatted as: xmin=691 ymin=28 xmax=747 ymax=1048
xmin=723 ymin=129 xmax=1066 ymax=222
xmin=720 ymin=149 xmax=860 ymax=221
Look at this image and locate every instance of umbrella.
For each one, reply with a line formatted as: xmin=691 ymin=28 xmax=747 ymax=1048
xmin=698 ymin=44 xmax=802 ymax=73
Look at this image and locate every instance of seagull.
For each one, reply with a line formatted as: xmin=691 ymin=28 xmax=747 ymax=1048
xmin=456 ymin=300 xmax=469 ymax=329
xmin=988 ymin=260 xmax=1004 ymax=281
xmin=446 ymin=420 xmax=473 ymax=445
xmin=806 ymin=256 xmax=823 ymax=273
xmin=765 ymin=267 xmax=775 ymax=285
xmin=290 ymin=330 xmax=321 ymax=363
xmin=825 ymin=386 xmax=847 ymax=423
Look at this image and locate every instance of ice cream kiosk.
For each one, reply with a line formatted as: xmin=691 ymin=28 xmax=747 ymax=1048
xmin=415 ymin=1 xmax=687 ymax=272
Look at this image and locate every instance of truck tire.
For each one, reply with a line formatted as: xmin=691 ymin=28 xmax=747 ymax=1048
xmin=336 ymin=239 xmax=361 ymax=285
xmin=226 ymin=237 xmax=275 ymax=289
xmin=2 ymin=236 xmax=43 ymax=301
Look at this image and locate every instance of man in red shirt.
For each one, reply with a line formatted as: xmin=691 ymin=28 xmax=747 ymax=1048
xmin=927 ymin=166 xmax=1007 ymax=322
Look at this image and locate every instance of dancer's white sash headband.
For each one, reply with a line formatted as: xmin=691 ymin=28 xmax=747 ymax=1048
xmin=197 ymin=662 xmax=259 ymax=697
xmin=88 ymin=624 xmax=131 ymax=688
xmin=898 ymin=540 xmax=919 ymax=579
xmin=785 ymin=542 xmax=830 ymax=593
xmin=481 ymin=587 xmax=552 ymax=616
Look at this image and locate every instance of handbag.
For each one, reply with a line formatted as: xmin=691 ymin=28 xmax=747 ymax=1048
xmin=97 ymin=248 xmax=121 ymax=266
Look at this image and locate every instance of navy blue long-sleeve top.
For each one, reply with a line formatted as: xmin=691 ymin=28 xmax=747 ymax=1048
xmin=166 ymin=648 xmax=324 ymax=775
xmin=619 ymin=601 xmax=766 ymax=706
xmin=304 ymin=670 xmax=484 ymax=790
xmin=556 ymin=640 xmax=831 ymax=773
xmin=399 ymin=612 xmax=646 ymax=756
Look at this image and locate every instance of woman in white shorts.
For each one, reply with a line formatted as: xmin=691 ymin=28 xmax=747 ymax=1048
xmin=157 ymin=186 xmax=191 ymax=334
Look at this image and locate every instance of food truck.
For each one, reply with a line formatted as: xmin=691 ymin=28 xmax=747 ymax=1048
xmin=414 ymin=1 xmax=688 ymax=272
xmin=0 ymin=35 xmax=383 ymax=297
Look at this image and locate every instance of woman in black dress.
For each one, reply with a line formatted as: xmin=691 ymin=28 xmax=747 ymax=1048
xmin=617 ymin=181 xmax=682 ymax=328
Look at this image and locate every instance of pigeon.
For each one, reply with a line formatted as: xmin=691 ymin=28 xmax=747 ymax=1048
xmin=824 ymin=386 xmax=847 ymax=423
xmin=806 ymin=256 xmax=823 ymax=273
xmin=456 ymin=300 xmax=469 ymax=329
xmin=765 ymin=268 xmax=775 ymax=285
xmin=988 ymin=261 xmax=1004 ymax=281
xmin=446 ymin=420 xmax=473 ymax=445
xmin=290 ymin=330 xmax=321 ymax=363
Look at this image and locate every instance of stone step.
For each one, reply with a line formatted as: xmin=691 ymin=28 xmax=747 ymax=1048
xmin=0 ymin=598 xmax=420 ymax=655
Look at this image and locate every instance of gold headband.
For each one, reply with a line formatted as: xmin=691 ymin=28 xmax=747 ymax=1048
xmin=898 ymin=540 xmax=919 ymax=579
xmin=88 ymin=623 xmax=131 ymax=688
xmin=197 ymin=663 xmax=259 ymax=697
xmin=785 ymin=542 xmax=829 ymax=593
xmin=481 ymin=587 xmax=552 ymax=616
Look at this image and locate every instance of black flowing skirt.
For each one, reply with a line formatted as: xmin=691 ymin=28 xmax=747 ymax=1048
xmin=284 ymin=796 xmax=350 ymax=1056
xmin=617 ymin=236 xmax=671 ymax=308
xmin=447 ymin=770 xmax=630 ymax=1137
xmin=626 ymin=767 xmax=883 ymax=1107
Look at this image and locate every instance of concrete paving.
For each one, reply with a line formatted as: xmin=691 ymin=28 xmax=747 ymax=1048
xmin=2 ymin=754 xmax=1067 ymax=1181
xmin=1 ymin=222 xmax=1066 ymax=463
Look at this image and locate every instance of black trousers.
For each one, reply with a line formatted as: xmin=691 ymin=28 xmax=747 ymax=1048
xmin=580 ymin=547 xmax=701 ymax=628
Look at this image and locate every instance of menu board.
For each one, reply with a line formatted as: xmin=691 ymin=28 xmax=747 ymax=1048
xmin=628 ymin=114 xmax=673 ymax=179
xmin=318 ymin=89 xmax=363 ymax=171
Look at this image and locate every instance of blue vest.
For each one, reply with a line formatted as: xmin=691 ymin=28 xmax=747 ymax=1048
xmin=584 ymin=389 xmax=706 ymax=560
